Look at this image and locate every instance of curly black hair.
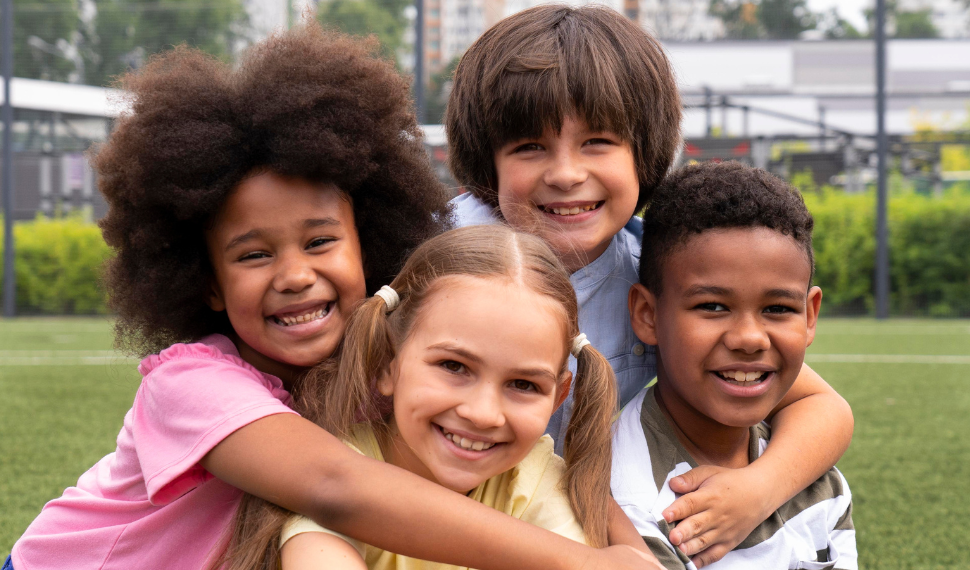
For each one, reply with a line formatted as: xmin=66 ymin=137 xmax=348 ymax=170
xmin=95 ymin=23 xmax=450 ymax=356
xmin=639 ymin=161 xmax=815 ymax=295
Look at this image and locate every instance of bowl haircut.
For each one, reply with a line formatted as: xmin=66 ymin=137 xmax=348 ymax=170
xmin=445 ymin=4 xmax=682 ymax=213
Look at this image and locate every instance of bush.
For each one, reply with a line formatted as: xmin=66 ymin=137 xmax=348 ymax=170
xmin=0 ymin=215 xmax=110 ymax=314
xmin=805 ymin=187 xmax=970 ymax=317
xmin=3 ymin=190 xmax=970 ymax=316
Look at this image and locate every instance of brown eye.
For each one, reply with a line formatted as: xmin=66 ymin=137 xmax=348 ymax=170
xmin=441 ymin=360 xmax=465 ymax=373
xmin=511 ymin=379 xmax=538 ymax=392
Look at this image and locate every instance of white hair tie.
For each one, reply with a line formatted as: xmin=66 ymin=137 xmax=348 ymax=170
xmin=571 ymin=333 xmax=591 ymax=357
xmin=374 ymin=285 xmax=400 ymax=312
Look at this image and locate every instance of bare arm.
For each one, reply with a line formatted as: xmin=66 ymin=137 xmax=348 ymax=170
xmin=281 ymin=533 xmax=368 ymax=570
xmin=202 ymin=413 xmax=660 ymax=570
xmin=661 ymin=364 xmax=853 ymax=567
xmin=607 ymin=499 xmax=657 ymax=561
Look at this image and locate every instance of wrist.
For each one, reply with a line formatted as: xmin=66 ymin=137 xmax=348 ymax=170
xmin=740 ymin=461 xmax=787 ymax=516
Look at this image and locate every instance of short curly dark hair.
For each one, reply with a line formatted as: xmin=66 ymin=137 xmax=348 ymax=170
xmin=639 ymin=161 xmax=815 ymax=295
xmin=95 ymin=24 xmax=450 ymax=356
xmin=445 ymin=4 xmax=681 ymax=214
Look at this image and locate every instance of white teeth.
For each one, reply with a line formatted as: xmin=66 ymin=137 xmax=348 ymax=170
xmin=275 ymin=307 xmax=328 ymax=326
xmin=545 ymin=204 xmax=598 ymax=216
xmin=720 ymin=370 xmax=767 ymax=383
xmin=442 ymin=429 xmax=495 ymax=451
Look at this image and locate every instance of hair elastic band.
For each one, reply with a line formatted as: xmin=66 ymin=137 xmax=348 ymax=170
xmin=571 ymin=333 xmax=591 ymax=357
xmin=374 ymin=285 xmax=400 ymax=312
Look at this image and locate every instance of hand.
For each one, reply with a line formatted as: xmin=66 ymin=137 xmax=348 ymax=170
xmin=581 ymin=545 xmax=666 ymax=570
xmin=663 ymin=465 xmax=774 ymax=568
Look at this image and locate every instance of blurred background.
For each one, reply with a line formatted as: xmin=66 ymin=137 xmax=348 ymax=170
xmin=1 ymin=2 xmax=969 ymax=568
xmin=1 ymin=0 xmax=969 ymax=317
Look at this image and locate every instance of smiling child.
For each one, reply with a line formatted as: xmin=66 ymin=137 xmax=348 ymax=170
xmin=612 ymin=161 xmax=857 ymax=569
xmin=445 ymin=6 xmax=855 ymax=564
xmin=222 ymin=225 xmax=646 ymax=569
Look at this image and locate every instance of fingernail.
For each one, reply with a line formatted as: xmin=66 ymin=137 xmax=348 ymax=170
xmin=663 ymin=510 xmax=673 ymax=522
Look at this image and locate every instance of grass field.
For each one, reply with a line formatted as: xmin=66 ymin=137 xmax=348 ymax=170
xmin=2 ymin=317 xmax=969 ymax=568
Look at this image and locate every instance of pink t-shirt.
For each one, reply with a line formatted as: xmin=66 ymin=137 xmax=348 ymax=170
xmin=12 ymin=334 xmax=298 ymax=570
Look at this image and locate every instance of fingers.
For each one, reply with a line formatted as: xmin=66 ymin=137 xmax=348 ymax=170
xmin=689 ymin=543 xmax=731 ymax=569
xmin=668 ymin=464 xmax=727 ymax=494
xmin=666 ymin=511 xmax=707 ymax=545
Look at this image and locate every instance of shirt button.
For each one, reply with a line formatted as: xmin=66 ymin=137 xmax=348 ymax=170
xmin=633 ymin=343 xmax=645 ymax=356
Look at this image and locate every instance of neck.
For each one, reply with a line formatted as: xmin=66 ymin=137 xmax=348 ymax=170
xmin=653 ymin=375 xmax=751 ymax=469
xmin=231 ymin=333 xmax=305 ymax=388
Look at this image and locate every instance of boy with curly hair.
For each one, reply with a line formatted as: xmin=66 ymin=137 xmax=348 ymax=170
xmin=445 ymin=4 xmax=854 ymax=565
xmin=613 ymin=161 xmax=856 ymax=569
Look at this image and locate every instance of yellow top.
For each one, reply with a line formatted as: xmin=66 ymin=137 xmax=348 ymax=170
xmin=280 ymin=426 xmax=587 ymax=570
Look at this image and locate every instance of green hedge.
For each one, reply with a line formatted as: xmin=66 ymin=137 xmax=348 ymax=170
xmin=805 ymin=188 xmax=970 ymax=317
xmin=2 ymin=190 xmax=970 ymax=316
xmin=0 ymin=215 xmax=111 ymax=314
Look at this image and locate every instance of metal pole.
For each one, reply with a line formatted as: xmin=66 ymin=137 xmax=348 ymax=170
xmin=875 ymin=0 xmax=890 ymax=319
xmin=413 ymin=0 xmax=425 ymax=124
xmin=2 ymin=0 xmax=14 ymax=317
xmin=720 ymin=96 xmax=728 ymax=137
xmin=704 ymin=87 xmax=712 ymax=137
xmin=818 ymin=104 xmax=826 ymax=149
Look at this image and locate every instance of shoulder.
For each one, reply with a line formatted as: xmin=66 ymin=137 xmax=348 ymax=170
xmin=133 ymin=334 xmax=293 ymax=417
xmin=507 ymin=435 xmax=588 ymax=544
xmin=449 ymin=192 xmax=501 ymax=227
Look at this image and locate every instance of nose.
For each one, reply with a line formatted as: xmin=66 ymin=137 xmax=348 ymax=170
xmin=723 ymin=313 xmax=771 ymax=354
xmin=543 ymin=147 xmax=587 ymax=193
xmin=455 ymin=382 xmax=507 ymax=430
xmin=273 ymin=250 xmax=316 ymax=294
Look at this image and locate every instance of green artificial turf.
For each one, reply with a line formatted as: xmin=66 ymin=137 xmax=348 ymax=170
xmin=1 ymin=317 xmax=969 ymax=568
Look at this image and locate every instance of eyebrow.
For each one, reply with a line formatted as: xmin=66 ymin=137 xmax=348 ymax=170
xmin=683 ymin=284 xmax=804 ymax=302
xmin=224 ymin=217 xmax=342 ymax=252
xmin=427 ymin=342 xmax=559 ymax=383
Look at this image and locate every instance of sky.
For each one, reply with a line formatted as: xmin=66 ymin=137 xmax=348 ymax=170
xmin=807 ymin=0 xmax=872 ymax=31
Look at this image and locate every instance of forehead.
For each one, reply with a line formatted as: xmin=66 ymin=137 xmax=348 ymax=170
xmin=408 ymin=275 xmax=568 ymax=360
xmin=211 ymin=172 xmax=351 ymax=232
xmin=662 ymin=227 xmax=812 ymax=293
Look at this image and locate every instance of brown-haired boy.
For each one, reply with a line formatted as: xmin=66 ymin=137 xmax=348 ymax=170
xmin=446 ymin=5 xmax=854 ymax=565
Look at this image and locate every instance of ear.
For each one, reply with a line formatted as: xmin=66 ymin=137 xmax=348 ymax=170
xmin=554 ymin=371 xmax=572 ymax=411
xmin=207 ymin=281 xmax=226 ymax=312
xmin=377 ymin=367 xmax=395 ymax=397
xmin=805 ymin=286 xmax=823 ymax=347
xmin=629 ymin=283 xmax=659 ymax=346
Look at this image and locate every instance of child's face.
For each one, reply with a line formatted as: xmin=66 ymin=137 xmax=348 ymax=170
xmin=205 ymin=171 xmax=367 ymax=381
xmin=378 ymin=276 xmax=569 ymax=494
xmin=493 ymin=115 xmax=639 ymax=273
xmin=629 ymin=227 xmax=822 ymax=429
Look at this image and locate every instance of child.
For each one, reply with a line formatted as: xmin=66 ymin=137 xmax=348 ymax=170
xmin=445 ymin=5 xmax=854 ymax=564
xmin=7 ymin=25 xmax=655 ymax=570
xmin=225 ymin=225 xmax=636 ymax=569
xmin=612 ymin=161 xmax=857 ymax=569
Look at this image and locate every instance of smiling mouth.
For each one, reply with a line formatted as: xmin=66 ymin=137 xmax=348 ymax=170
xmin=538 ymin=201 xmax=604 ymax=216
xmin=714 ymin=370 xmax=770 ymax=386
xmin=271 ymin=302 xmax=333 ymax=326
xmin=439 ymin=426 xmax=497 ymax=452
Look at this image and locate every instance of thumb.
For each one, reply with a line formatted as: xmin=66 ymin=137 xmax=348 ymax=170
xmin=668 ymin=465 xmax=725 ymax=494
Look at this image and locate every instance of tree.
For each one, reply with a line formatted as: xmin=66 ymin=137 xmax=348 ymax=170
xmin=710 ymin=0 xmax=817 ymax=39
xmin=9 ymin=0 xmax=247 ymax=87
xmin=817 ymin=8 xmax=864 ymax=40
xmin=317 ymin=0 xmax=410 ymax=63
xmin=894 ymin=9 xmax=939 ymax=38
xmin=86 ymin=0 xmax=247 ymax=87
xmin=12 ymin=0 xmax=79 ymax=82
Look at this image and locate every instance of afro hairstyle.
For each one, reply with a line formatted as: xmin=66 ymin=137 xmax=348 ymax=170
xmin=95 ymin=23 xmax=450 ymax=355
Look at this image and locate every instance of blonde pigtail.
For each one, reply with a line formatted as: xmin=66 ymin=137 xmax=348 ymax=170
xmin=321 ymin=294 xmax=399 ymax=436
xmin=562 ymin=343 xmax=617 ymax=548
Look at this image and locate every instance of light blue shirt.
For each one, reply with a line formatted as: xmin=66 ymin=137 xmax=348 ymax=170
xmin=451 ymin=193 xmax=657 ymax=454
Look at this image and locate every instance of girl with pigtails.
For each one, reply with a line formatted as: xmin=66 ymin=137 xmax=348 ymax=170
xmin=222 ymin=225 xmax=647 ymax=570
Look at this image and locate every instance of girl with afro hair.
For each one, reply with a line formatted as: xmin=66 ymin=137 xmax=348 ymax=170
xmin=8 ymin=23 xmax=656 ymax=570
